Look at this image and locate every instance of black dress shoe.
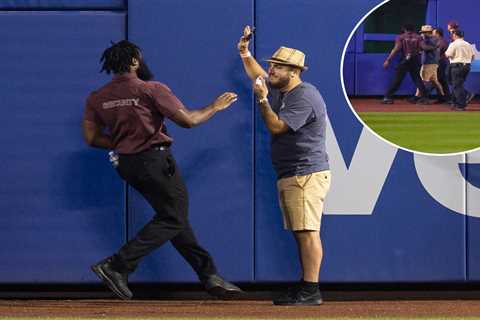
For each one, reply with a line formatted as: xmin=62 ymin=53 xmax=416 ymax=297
xmin=273 ymin=287 xmax=323 ymax=306
xmin=91 ymin=258 xmax=132 ymax=300
xmin=202 ymin=274 xmax=243 ymax=299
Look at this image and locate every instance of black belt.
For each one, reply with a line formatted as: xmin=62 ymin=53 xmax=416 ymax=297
xmin=150 ymin=144 xmax=170 ymax=151
xmin=450 ymin=62 xmax=470 ymax=66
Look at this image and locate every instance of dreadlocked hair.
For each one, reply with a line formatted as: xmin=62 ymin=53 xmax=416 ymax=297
xmin=100 ymin=40 xmax=141 ymax=74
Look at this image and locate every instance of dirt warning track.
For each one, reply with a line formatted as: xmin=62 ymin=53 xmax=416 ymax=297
xmin=2 ymin=299 xmax=480 ymax=318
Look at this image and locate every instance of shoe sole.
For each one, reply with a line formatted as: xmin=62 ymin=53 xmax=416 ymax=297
xmin=91 ymin=264 xmax=132 ymax=300
xmin=207 ymin=286 xmax=243 ymax=300
xmin=273 ymin=299 xmax=323 ymax=306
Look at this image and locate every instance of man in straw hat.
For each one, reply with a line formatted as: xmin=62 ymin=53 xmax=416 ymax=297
xmin=413 ymin=25 xmax=446 ymax=102
xmin=238 ymin=26 xmax=330 ymax=306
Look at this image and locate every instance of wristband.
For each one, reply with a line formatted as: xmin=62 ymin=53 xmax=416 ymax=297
xmin=240 ymin=51 xmax=252 ymax=58
xmin=258 ymin=97 xmax=268 ymax=105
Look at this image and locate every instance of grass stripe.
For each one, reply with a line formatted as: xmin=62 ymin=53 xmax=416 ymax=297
xmin=358 ymin=112 xmax=480 ymax=153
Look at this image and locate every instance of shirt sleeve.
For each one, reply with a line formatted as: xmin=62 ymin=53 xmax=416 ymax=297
xmin=83 ymin=95 xmax=103 ymax=125
xmin=278 ymin=97 xmax=314 ymax=132
xmin=470 ymin=44 xmax=476 ymax=61
xmin=147 ymin=82 xmax=185 ymax=118
xmin=395 ymin=35 xmax=403 ymax=50
xmin=445 ymin=42 xmax=455 ymax=58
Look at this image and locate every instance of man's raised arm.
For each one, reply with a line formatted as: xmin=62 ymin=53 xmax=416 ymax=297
xmin=238 ymin=25 xmax=268 ymax=81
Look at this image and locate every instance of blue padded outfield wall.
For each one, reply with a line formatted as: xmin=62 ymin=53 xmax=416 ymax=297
xmin=0 ymin=0 xmax=479 ymax=284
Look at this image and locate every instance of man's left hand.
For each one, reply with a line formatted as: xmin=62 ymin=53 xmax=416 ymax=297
xmin=253 ymin=76 xmax=268 ymax=101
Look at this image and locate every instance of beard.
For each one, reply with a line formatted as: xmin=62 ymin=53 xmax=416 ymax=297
xmin=268 ymin=74 xmax=290 ymax=89
xmin=136 ymin=59 xmax=154 ymax=81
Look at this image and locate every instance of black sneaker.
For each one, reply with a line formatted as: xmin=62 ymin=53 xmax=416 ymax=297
xmin=467 ymin=92 xmax=475 ymax=104
xmin=406 ymin=96 xmax=420 ymax=104
xmin=416 ymin=98 xmax=431 ymax=105
xmin=273 ymin=287 xmax=323 ymax=306
xmin=202 ymin=274 xmax=243 ymax=299
xmin=91 ymin=258 xmax=132 ymax=300
xmin=381 ymin=97 xmax=393 ymax=104
xmin=452 ymin=106 xmax=466 ymax=111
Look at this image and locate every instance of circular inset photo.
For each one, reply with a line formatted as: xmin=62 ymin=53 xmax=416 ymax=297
xmin=342 ymin=0 xmax=480 ymax=155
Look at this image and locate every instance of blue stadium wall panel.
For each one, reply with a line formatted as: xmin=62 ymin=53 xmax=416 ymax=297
xmin=467 ymin=152 xmax=480 ymax=280
xmin=127 ymin=0 xmax=254 ymax=282
xmin=0 ymin=0 xmax=479 ymax=284
xmin=254 ymin=0 xmax=465 ymax=282
xmin=0 ymin=1 xmax=124 ymax=9
xmin=0 ymin=11 xmax=126 ymax=282
xmin=355 ymin=53 xmax=416 ymax=96
xmin=437 ymin=0 xmax=480 ymax=50
xmin=343 ymin=53 xmax=355 ymax=96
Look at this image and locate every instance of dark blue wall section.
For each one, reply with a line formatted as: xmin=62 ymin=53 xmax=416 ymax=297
xmin=343 ymin=53 xmax=355 ymax=96
xmin=355 ymin=53 xmax=415 ymax=96
xmin=0 ymin=11 xmax=125 ymax=282
xmin=0 ymin=0 xmax=124 ymax=9
xmin=321 ymin=152 xmax=465 ymax=282
xmin=254 ymin=0 xmax=465 ymax=282
xmin=467 ymin=153 xmax=480 ymax=280
xmin=127 ymin=0 xmax=254 ymax=282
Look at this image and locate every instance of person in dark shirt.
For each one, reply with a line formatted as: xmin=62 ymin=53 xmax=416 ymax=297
xmin=382 ymin=24 xmax=431 ymax=105
xmin=433 ymin=28 xmax=451 ymax=102
xmin=83 ymin=40 xmax=242 ymax=300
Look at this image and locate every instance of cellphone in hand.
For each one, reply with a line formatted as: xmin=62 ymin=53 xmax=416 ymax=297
xmin=244 ymin=27 xmax=255 ymax=41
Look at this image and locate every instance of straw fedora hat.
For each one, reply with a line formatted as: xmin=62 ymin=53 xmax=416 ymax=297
xmin=265 ymin=46 xmax=308 ymax=71
xmin=420 ymin=25 xmax=433 ymax=33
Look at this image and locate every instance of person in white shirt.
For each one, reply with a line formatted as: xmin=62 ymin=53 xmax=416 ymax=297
xmin=445 ymin=29 xmax=475 ymax=110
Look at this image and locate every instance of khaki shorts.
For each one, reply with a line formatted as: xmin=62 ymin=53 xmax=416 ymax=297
xmin=420 ymin=64 xmax=439 ymax=82
xmin=277 ymin=170 xmax=331 ymax=231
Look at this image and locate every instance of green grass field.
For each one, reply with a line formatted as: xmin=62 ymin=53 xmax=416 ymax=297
xmin=358 ymin=112 xmax=480 ymax=154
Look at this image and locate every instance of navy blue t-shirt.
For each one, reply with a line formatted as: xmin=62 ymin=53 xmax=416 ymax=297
xmin=268 ymin=82 xmax=329 ymax=179
xmin=422 ymin=35 xmax=440 ymax=65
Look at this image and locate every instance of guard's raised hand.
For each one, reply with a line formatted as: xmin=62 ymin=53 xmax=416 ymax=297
xmin=212 ymin=92 xmax=238 ymax=111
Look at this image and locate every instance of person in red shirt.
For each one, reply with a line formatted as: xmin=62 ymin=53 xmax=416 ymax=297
xmin=447 ymin=21 xmax=459 ymax=40
xmin=83 ymin=40 xmax=241 ymax=300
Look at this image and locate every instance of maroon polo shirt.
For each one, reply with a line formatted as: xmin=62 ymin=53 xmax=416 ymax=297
xmin=395 ymin=31 xmax=422 ymax=57
xmin=84 ymin=73 xmax=184 ymax=154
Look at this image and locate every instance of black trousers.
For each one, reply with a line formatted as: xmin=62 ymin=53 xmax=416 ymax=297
xmin=438 ymin=59 xmax=450 ymax=99
xmin=111 ymin=147 xmax=217 ymax=280
xmin=450 ymin=63 xmax=471 ymax=107
xmin=385 ymin=57 xmax=427 ymax=99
